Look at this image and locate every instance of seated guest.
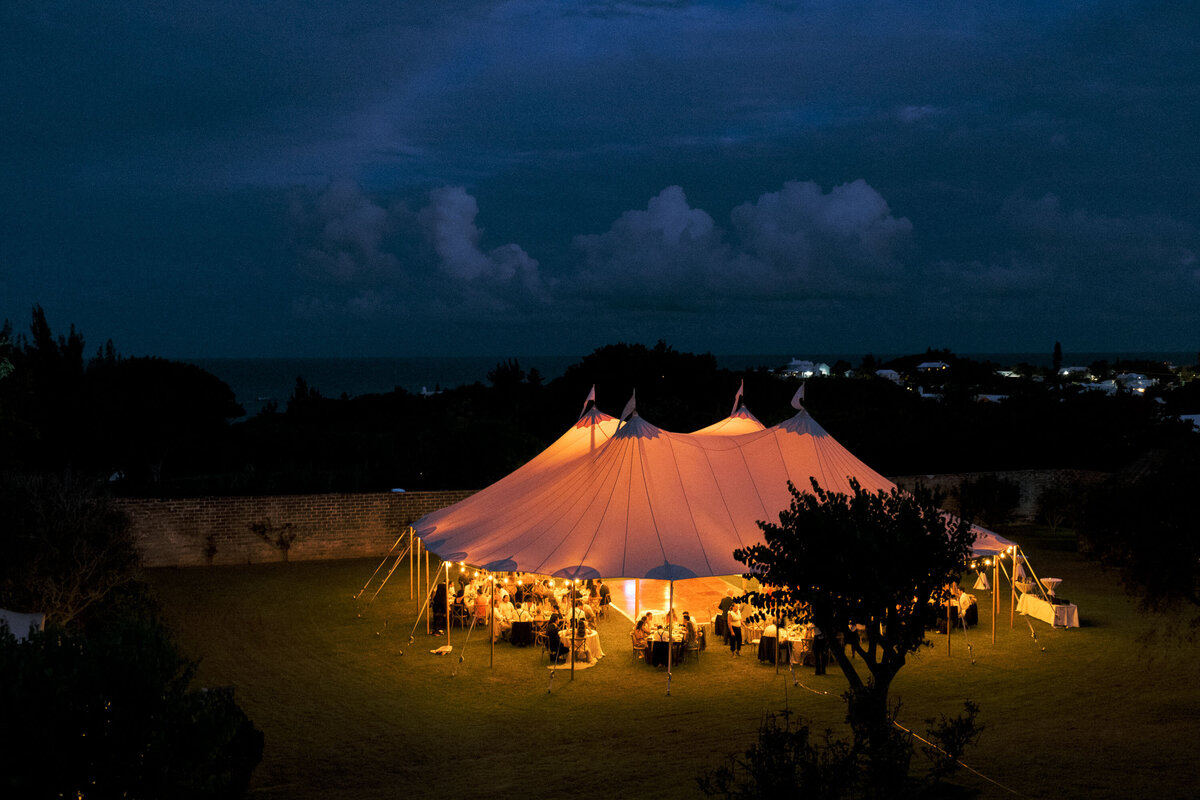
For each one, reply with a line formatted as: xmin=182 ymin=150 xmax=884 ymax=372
xmin=631 ymin=614 xmax=651 ymax=658
xmin=682 ymin=611 xmax=698 ymax=647
xmin=492 ymin=597 xmax=513 ymax=642
xmin=513 ymin=602 xmax=532 ymax=622
xmin=546 ymin=625 xmax=566 ymax=662
xmin=473 ymin=590 xmax=490 ymax=623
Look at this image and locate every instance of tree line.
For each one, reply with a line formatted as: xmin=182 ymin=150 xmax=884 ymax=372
xmin=3 ymin=308 xmax=1198 ymax=498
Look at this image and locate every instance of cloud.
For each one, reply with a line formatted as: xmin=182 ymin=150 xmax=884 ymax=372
xmin=731 ymin=179 xmax=912 ymax=291
xmin=570 ymin=180 xmax=913 ymax=304
xmin=419 ymin=186 xmax=543 ymax=295
xmin=288 ymin=181 xmax=546 ymax=323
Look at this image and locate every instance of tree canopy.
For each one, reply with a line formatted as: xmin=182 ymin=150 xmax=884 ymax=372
xmin=735 ymin=478 xmax=976 ymax=762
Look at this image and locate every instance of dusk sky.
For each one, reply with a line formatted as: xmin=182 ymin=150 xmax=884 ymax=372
xmin=3 ymin=1 xmax=1198 ymax=359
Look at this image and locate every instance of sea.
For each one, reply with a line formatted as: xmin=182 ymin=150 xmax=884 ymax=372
xmin=188 ymin=351 xmax=1195 ymax=420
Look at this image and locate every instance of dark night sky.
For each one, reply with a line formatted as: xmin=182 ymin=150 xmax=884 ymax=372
xmin=2 ymin=1 xmax=1198 ymax=358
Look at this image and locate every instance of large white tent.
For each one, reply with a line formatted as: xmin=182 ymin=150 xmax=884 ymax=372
xmin=415 ymin=402 xmax=1014 ymax=581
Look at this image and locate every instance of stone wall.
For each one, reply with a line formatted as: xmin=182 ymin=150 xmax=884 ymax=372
xmin=117 ymin=490 xmax=474 ymax=568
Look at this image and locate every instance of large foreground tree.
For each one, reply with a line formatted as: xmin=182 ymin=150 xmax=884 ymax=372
xmin=735 ymin=479 xmax=976 ymax=790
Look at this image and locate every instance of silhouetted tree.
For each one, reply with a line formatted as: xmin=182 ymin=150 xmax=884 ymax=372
xmin=1078 ymin=446 xmax=1200 ymax=632
xmin=0 ymin=617 xmax=263 ymax=799
xmin=0 ymin=471 xmax=143 ymax=628
xmin=735 ymin=479 xmax=976 ymax=794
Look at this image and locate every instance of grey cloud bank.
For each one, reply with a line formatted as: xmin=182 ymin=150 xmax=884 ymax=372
xmin=2 ymin=1 xmax=1197 ymax=358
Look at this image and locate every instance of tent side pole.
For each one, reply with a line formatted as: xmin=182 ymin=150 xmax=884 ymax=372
xmin=408 ymin=528 xmax=413 ymax=600
xmin=947 ymin=597 xmax=951 ymax=657
xmin=490 ymin=573 xmax=495 ymax=668
xmin=445 ymin=562 xmax=450 ymax=649
xmin=1010 ymin=555 xmax=1016 ymax=628
xmin=426 ymin=549 xmax=431 ymax=635
xmin=666 ymin=579 xmax=674 ymax=696
xmin=992 ymin=556 xmax=998 ymax=645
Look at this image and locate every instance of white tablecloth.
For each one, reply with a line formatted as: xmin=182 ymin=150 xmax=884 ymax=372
xmin=1017 ymin=593 xmax=1079 ymax=628
xmin=560 ymin=628 xmax=604 ymax=662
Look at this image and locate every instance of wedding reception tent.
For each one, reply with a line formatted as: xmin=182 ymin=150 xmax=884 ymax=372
xmin=414 ymin=394 xmax=1015 ymax=583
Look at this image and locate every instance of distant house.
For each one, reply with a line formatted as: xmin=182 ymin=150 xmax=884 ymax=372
xmin=781 ymin=359 xmax=830 ymax=378
xmin=1058 ymin=366 xmax=1091 ymax=380
xmin=1116 ymin=373 xmax=1156 ymax=394
xmin=917 ymin=361 xmax=949 ymax=372
xmin=875 ymin=369 xmax=903 ymax=384
xmin=1081 ymin=380 xmax=1119 ymax=395
xmin=974 ymin=393 xmax=1008 ymax=403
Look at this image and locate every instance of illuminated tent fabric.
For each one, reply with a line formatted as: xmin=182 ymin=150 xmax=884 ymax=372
xmin=691 ymin=404 xmax=765 ymax=435
xmin=416 ymin=405 xmax=1015 ymax=581
xmin=413 ymin=404 xmax=618 ymax=538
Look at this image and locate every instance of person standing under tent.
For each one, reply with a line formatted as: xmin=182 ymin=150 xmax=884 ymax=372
xmin=717 ymin=589 xmax=735 ymax=643
xmin=597 ymin=580 xmax=611 ymax=612
xmin=431 ymin=582 xmax=448 ymax=635
xmin=811 ymin=623 xmax=827 ymax=675
xmin=727 ymin=603 xmax=743 ymax=657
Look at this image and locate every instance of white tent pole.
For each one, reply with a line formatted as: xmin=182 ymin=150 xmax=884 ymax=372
xmin=992 ymin=556 xmax=998 ymax=645
xmin=490 ymin=572 xmax=495 ymax=668
xmin=444 ymin=562 xmax=450 ymax=649
xmin=1010 ymin=553 xmax=1017 ymax=628
xmin=634 ymin=579 xmax=641 ymax=620
xmin=408 ymin=528 xmax=413 ymax=600
xmin=946 ymin=595 xmax=952 ymax=657
xmin=570 ymin=580 xmax=577 ymax=681
xmin=666 ymin=579 xmax=674 ymax=696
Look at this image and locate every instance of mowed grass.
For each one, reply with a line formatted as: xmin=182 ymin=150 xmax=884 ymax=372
xmin=149 ymin=526 xmax=1200 ymax=800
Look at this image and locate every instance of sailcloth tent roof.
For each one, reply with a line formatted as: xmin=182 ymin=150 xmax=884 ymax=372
xmin=415 ymin=405 xmax=1014 ymax=581
xmin=691 ymin=404 xmax=765 ymax=435
xmin=413 ymin=404 xmax=618 ymax=538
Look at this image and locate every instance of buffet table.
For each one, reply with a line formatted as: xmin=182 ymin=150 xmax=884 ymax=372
xmin=1017 ymin=593 xmax=1079 ymax=628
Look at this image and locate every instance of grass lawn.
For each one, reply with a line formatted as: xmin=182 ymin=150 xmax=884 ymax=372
xmin=149 ymin=525 xmax=1200 ymax=799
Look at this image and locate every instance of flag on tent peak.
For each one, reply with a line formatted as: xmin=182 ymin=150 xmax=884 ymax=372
xmin=579 ymin=385 xmax=597 ymax=419
xmin=731 ymin=380 xmax=744 ymax=417
xmin=620 ymin=389 xmax=637 ymax=421
xmin=790 ymin=382 xmax=806 ymax=410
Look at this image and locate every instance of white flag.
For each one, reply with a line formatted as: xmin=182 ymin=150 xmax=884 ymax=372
xmin=579 ymin=385 xmax=596 ymax=419
xmin=790 ymin=382 xmax=806 ymax=410
xmin=620 ymin=389 xmax=637 ymax=421
xmin=731 ymin=380 xmax=744 ymax=417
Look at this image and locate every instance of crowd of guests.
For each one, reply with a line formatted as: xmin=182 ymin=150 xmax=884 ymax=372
xmin=429 ymin=573 xmax=611 ymax=652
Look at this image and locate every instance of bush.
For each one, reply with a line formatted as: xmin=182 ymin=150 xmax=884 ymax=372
xmin=0 ymin=616 xmax=263 ymax=799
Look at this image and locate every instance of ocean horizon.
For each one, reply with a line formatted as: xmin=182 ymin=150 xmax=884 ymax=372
xmin=189 ymin=351 xmax=1195 ymax=420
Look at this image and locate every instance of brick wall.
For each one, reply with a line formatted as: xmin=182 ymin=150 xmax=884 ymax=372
xmin=890 ymin=468 xmax=1107 ymax=522
xmin=118 ymin=490 xmax=474 ymax=567
xmin=122 ymin=469 xmax=1106 ymax=567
